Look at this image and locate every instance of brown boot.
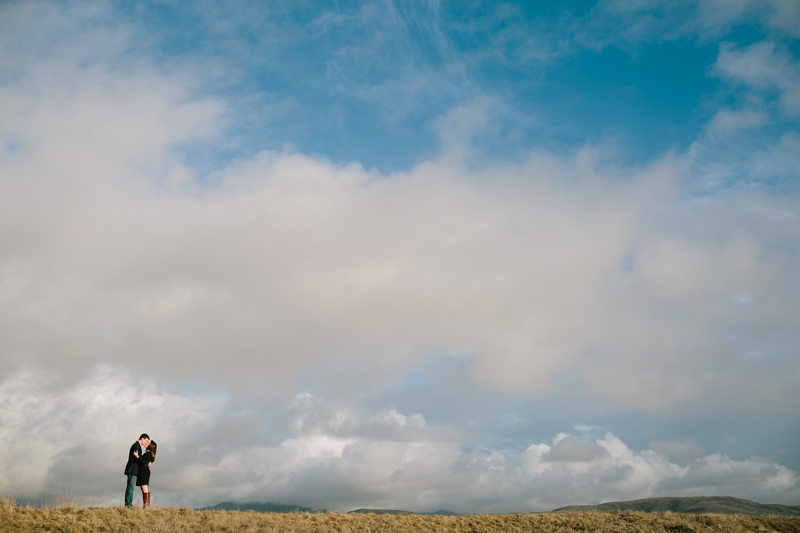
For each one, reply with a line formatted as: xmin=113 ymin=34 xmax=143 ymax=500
xmin=143 ymin=492 xmax=150 ymax=509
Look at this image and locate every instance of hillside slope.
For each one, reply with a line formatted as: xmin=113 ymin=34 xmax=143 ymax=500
xmin=552 ymin=496 xmax=800 ymax=516
xmin=199 ymin=501 xmax=326 ymax=513
xmin=2 ymin=500 xmax=800 ymax=533
xmin=348 ymin=508 xmax=458 ymax=515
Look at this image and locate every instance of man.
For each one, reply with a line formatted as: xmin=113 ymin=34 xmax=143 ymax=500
xmin=124 ymin=433 xmax=150 ymax=507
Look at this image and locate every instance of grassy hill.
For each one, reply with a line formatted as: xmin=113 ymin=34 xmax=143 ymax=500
xmin=199 ymin=501 xmax=326 ymax=513
xmin=348 ymin=508 xmax=458 ymax=515
xmin=200 ymin=503 xmax=456 ymax=515
xmin=552 ymin=496 xmax=800 ymax=516
xmin=200 ymin=496 xmax=799 ymax=517
xmin=2 ymin=498 xmax=799 ymax=533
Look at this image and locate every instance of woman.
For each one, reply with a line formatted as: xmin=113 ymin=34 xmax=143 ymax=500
xmin=132 ymin=441 xmax=156 ymax=508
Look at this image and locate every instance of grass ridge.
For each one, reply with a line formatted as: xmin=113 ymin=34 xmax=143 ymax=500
xmin=1 ymin=498 xmax=799 ymax=532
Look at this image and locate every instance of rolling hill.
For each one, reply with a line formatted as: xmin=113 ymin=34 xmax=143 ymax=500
xmin=199 ymin=496 xmax=800 ymax=516
xmin=552 ymin=496 xmax=800 ymax=516
xmin=199 ymin=501 xmax=326 ymax=513
xmin=348 ymin=508 xmax=458 ymax=515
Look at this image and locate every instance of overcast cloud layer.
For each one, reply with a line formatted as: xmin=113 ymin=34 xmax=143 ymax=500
xmin=1 ymin=0 xmax=799 ymax=511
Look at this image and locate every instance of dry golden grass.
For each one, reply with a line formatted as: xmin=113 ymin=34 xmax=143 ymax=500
xmin=1 ymin=498 xmax=798 ymax=533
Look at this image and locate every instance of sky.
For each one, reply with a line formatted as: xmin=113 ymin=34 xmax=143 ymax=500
xmin=0 ymin=0 xmax=799 ymax=513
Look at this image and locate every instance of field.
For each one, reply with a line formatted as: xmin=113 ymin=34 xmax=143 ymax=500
xmin=1 ymin=499 xmax=799 ymax=533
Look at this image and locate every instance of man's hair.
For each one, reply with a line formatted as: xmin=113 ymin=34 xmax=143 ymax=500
xmin=139 ymin=433 xmax=150 ymax=440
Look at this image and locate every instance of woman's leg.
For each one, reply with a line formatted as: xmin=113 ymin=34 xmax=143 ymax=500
xmin=141 ymin=485 xmax=150 ymax=508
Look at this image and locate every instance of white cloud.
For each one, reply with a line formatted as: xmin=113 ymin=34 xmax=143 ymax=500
xmin=714 ymin=41 xmax=800 ymax=118
xmin=707 ymin=108 xmax=766 ymax=134
xmin=689 ymin=39 xmax=800 ymax=192
xmin=1 ymin=8 xmax=799 ymax=417
xmin=763 ymin=0 xmax=800 ymax=38
xmin=4 ymin=127 xmax=798 ymax=413
xmin=649 ymin=440 xmax=706 ymax=462
xmin=590 ymin=0 xmax=800 ymax=43
xmin=1 ymin=367 xmax=797 ymax=510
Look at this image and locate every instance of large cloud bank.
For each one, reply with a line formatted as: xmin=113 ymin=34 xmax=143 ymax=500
xmin=1 ymin=367 xmax=797 ymax=511
xmin=2 ymin=37 xmax=798 ymax=412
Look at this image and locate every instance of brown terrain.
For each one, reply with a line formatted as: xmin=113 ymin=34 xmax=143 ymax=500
xmin=1 ymin=498 xmax=799 ymax=533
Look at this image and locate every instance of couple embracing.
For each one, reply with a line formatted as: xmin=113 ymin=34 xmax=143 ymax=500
xmin=124 ymin=433 xmax=157 ymax=508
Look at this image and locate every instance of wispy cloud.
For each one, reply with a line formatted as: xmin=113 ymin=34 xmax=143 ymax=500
xmin=714 ymin=41 xmax=800 ymax=118
xmin=689 ymin=39 xmax=800 ymax=191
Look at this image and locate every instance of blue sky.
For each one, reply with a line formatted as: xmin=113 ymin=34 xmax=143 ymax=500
xmin=107 ymin=0 xmax=774 ymax=171
xmin=0 ymin=0 xmax=799 ymax=511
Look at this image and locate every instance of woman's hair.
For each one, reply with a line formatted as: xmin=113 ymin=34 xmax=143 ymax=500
xmin=147 ymin=441 xmax=157 ymax=460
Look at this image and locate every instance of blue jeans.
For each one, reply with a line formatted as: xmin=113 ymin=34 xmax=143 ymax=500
xmin=125 ymin=475 xmax=137 ymax=507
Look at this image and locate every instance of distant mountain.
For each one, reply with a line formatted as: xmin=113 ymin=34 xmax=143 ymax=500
xmin=199 ymin=501 xmax=327 ymax=513
xmin=348 ymin=508 xmax=459 ymax=516
xmin=552 ymin=496 xmax=800 ymax=516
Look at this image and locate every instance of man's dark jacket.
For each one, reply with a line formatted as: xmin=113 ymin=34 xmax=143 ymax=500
xmin=124 ymin=441 xmax=142 ymax=476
